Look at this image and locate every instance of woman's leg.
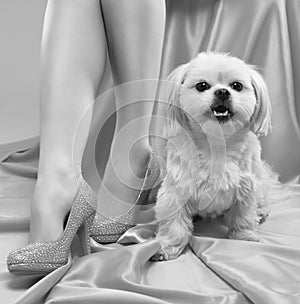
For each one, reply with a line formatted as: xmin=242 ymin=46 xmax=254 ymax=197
xmin=30 ymin=0 xmax=106 ymax=243
xmin=98 ymin=0 xmax=165 ymax=216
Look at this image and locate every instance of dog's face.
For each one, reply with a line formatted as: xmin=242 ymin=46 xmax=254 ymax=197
xmin=167 ymin=53 xmax=271 ymax=137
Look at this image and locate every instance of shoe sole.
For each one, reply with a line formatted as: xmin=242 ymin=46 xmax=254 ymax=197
xmin=7 ymin=262 xmax=65 ymax=275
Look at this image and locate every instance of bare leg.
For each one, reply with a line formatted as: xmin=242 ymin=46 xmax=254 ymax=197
xmin=30 ymin=0 xmax=106 ymax=243
xmin=97 ymin=0 xmax=165 ymax=216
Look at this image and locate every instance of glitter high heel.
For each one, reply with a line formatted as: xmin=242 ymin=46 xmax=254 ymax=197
xmin=91 ymin=150 xmax=160 ymax=243
xmin=7 ymin=179 xmax=97 ymax=275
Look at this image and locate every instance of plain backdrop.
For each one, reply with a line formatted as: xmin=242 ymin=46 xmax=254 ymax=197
xmin=0 ymin=0 xmax=47 ymax=144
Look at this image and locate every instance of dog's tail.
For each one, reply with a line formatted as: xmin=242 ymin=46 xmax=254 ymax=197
xmin=263 ymin=162 xmax=292 ymax=206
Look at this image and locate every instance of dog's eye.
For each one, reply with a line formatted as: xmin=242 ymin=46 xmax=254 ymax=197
xmin=230 ymin=82 xmax=243 ymax=92
xmin=195 ymin=81 xmax=211 ymax=92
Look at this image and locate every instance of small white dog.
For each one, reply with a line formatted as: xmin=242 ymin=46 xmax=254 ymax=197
xmin=154 ymin=52 xmax=281 ymax=261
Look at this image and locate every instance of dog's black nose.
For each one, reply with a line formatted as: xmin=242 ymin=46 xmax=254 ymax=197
xmin=214 ymin=88 xmax=230 ymax=100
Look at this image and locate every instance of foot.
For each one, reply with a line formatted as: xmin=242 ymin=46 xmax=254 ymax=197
xmin=28 ymin=170 xmax=82 ymax=244
xmin=96 ymin=140 xmax=152 ymax=220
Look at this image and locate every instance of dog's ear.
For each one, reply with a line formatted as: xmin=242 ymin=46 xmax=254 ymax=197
xmin=165 ymin=63 xmax=188 ymax=128
xmin=249 ymin=68 xmax=272 ymax=136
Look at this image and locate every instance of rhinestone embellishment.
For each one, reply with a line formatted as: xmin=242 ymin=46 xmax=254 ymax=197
xmin=7 ymin=179 xmax=97 ymax=275
xmin=91 ymin=151 xmax=161 ymax=243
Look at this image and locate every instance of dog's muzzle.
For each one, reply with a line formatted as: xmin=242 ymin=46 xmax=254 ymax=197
xmin=210 ymin=94 xmax=234 ymax=123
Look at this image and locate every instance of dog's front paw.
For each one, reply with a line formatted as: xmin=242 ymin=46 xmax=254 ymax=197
xmin=257 ymin=206 xmax=270 ymax=224
xmin=228 ymin=229 xmax=261 ymax=242
xmin=151 ymin=244 xmax=185 ymax=261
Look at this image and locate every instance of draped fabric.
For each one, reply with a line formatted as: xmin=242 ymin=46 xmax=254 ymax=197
xmin=1 ymin=0 xmax=300 ymax=303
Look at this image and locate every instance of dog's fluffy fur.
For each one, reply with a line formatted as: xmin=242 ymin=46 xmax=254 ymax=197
xmin=154 ymin=52 xmax=282 ymax=261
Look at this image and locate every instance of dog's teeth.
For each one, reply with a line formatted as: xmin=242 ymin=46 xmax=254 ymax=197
xmin=213 ymin=110 xmax=228 ymax=117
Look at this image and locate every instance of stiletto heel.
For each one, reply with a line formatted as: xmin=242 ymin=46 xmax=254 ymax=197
xmin=78 ymin=212 xmax=96 ymax=255
xmin=7 ymin=179 xmax=97 ymax=275
xmin=91 ymin=150 xmax=160 ymax=243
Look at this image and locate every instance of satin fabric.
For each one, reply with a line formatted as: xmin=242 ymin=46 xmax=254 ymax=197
xmin=1 ymin=0 xmax=300 ymax=303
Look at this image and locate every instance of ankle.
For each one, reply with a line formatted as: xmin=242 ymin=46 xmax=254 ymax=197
xmin=32 ymin=166 xmax=82 ymax=214
xmin=110 ymin=137 xmax=151 ymax=178
xmin=129 ymin=140 xmax=152 ymax=178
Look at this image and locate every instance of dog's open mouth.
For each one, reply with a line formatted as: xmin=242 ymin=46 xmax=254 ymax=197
xmin=210 ymin=105 xmax=234 ymax=123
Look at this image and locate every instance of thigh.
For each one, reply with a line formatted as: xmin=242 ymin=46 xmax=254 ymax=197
xmin=100 ymin=0 xmax=165 ymax=83
xmin=41 ymin=0 xmax=106 ymax=90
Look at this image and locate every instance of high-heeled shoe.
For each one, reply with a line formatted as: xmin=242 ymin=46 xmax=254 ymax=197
xmin=7 ymin=179 xmax=97 ymax=275
xmin=91 ymin=150 xmax=160 ymax=243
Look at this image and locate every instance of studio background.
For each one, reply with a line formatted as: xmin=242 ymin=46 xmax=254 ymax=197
xmin=0 ymin=0 xmax=46 ymax=144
